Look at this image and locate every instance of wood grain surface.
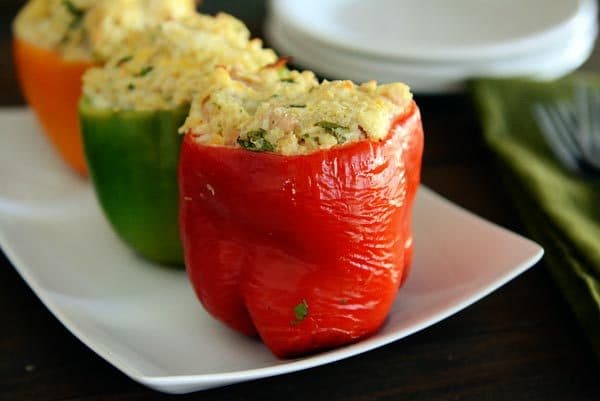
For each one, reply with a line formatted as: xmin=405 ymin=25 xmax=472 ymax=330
xmin=1 ymin=1 xmax=599 ymax=400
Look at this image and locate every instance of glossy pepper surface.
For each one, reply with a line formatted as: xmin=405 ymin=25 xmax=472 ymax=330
xmin=179 ymin=101 xmax=424 ymax=358
xmin=13 ymin=38 xmax=95 ymax=175
xmin=80 ymin=100 xmax=188 ymax=265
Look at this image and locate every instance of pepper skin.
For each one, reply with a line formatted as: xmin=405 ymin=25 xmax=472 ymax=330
xmin=13 ymin=38 xmax=95 ymax=175
xmin=80 ymin=101 xmax=188 ymax=265
xmin=179 ymin=101 xmax=424 ymax=358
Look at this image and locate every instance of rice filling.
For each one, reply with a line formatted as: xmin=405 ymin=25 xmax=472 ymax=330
xmin=181 ymin=67 xmax=413 ymax=155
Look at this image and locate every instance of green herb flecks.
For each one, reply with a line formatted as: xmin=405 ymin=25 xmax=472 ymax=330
xmin=277 ymin=67 xmax=291 ymax=78
xmin=280 ymin=78 xmax=295 ymax=83
xmin=127 ymin=83 xmax=136 ymax=91
xmin=135 ymin=66 xmax=154 ymax=77
xmin=116 ymin=55 xmax=133 ymax=67
xmin=315 ymin=121 xmax=347 ymax=132
xmin=62 ymin=0 xmax=85 ymax=29
xmin=315 ymin=120 xmax=348 ymax=144
xmin=288 ymin=104 xmax=306 ymax=108
xmin=291 ymin=299 xmax=308 ymax=325
xmin=237 ymin=129 xmax=275 ymax=152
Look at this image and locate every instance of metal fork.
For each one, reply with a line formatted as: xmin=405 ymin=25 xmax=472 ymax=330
xmin=533 ymin=83 xmax=600 ymax=179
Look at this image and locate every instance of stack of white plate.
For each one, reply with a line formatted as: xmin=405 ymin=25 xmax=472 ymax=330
xmin=265 ymin=0 xmax=598 ymax=93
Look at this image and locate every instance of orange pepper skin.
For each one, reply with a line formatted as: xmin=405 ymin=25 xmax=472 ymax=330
xmin=179 ymin=101 xmax=424 ymax=358
xmin=13 ymin=37 xmax=95 ymax=176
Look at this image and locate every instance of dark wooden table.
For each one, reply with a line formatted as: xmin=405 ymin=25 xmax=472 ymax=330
xmin=1 ymin=1 xmax=599 ymax=400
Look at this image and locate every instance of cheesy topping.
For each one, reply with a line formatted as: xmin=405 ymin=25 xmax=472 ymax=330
xmin=82 ymin=14 xmax=278 ymax=111
xmin=181 ymin=67 xmax=413 ymax=155
xmin=13 ymin=0 xmax=197 ymax=61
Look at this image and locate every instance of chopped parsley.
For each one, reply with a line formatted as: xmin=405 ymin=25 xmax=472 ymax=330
xmin=127 ymin=83 xmax=135 ymax=91
xmin=62 ymin=0 xmax=85 ymax=29
xmin=315 ymin=121 xmax=347 ymax=131
xmin=135 ymin=66 xmax=154 ymax=77
xmin=236 ymin=129 xmax=274 ymax=152
xmin=333 ymin=133 xmax=347 ymax=144
xmin=116 ymin=55 xmax=133 ymax=67
xmin=315 ymin=120 xmax=348 ymax=144
xmin=277 ymin=66 xmax=291 ymax=78
xmin=288 ymin=104 xmax=306 ymax=108
xmin=291 ymin=299 xmax=308 ymax=325
xmin=280 ymin=78 xmax=295 ymax=83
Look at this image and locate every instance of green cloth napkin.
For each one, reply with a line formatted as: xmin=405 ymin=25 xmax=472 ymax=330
xmin=470 ymin=76 xmax=600 ymax=358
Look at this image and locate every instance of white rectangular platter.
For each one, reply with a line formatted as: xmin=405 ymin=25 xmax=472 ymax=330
xmin=0 ymin=108 xmax=543 ymax=394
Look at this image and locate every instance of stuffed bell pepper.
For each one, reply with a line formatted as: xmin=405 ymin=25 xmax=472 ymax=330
xmin=12 ymin=0 xmax=198 ymax=175
xmin=178 ymin=67 xmax=424 ymax=357
xmin=79 ymin=15 xmax=278 ymax=265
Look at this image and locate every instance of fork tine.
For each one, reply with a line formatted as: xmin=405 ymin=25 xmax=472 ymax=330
xmin=589 ymin=85 xmax=600 ymax=159
xmin=574 ymin=83 xmax=594 ymax=153
xmin=533 ymin=103 xmax=581 ymax=172
xmin=555 ymin=100 xmax=577 ymax=134
xmin=576 ymin=83 xmax=600 ymax=170
xmin=543 ymin=102 xmax=582 ymax=157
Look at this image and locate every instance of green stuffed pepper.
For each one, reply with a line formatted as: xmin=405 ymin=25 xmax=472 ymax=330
xmin=80 ymin=102 xmax=188 ymax=264
xmin=79 ymin=13 xmax=278 ymax=265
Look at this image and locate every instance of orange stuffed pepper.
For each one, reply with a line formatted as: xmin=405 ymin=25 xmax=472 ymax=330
xmin=13 ymin=38 xmax=94 ymax=175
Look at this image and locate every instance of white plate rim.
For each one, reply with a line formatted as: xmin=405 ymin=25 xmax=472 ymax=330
xmin=265 ymin=16 xmax=597 ymax=93
xmin=268 ymin=0 xmax=597 ymax=62
xmin=269 ymin=7 xmax=598 ymax=67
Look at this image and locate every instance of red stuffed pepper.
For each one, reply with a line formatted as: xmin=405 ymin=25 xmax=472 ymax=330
xmin=179 ymin=67 xmax=424 ymax=358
